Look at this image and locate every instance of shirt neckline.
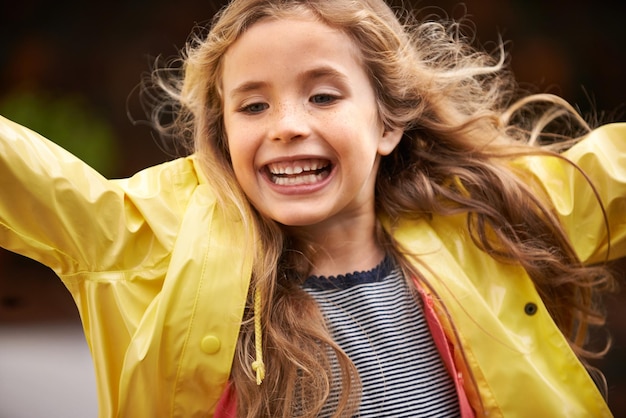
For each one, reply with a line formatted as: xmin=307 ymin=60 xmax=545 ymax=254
xmin=303 ymin=256 xmax=395 ymax=290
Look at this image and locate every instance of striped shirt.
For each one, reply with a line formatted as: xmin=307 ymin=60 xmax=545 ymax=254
xmin=302 ymin=257 xmax=461 ymax=417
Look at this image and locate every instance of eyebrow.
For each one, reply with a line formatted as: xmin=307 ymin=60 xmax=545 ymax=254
xmin=228 ymin=65 xmax=349 ymax=98
xmin=229 ymin=81 xmax=269 ymax=98
xmin=302 ymin=66 xmax=349 ymax=84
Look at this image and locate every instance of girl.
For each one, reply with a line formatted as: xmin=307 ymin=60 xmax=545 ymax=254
xmin=1 ymin=0 xmax=624 ymax=416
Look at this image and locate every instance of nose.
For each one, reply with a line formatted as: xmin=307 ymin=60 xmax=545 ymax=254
xmin=268 ymin=102 xmax=311 ymax=142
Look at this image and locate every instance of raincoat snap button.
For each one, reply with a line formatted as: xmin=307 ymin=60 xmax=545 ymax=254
xmin=201 ymin=335 xmax=221 ymax=354
xmin=524 ymin=302 xmax=538 ymax=316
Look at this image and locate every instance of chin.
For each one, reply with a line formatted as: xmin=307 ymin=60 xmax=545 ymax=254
xmin=271 ymin=214 xmax=326 ymax=228
xmin=275 ymin=218 xmax=316 ymax=227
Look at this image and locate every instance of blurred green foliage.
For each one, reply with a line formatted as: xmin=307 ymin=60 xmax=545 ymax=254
xmin=0 ymin=91 xmax=118 ymax=176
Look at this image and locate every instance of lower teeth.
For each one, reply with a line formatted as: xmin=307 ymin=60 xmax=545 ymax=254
xmin=273 ymin=172 xmax=326 ymax=186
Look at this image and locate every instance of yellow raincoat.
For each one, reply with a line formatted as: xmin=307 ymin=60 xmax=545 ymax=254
xmin=0 ymin=115 xmax=623 ymax=417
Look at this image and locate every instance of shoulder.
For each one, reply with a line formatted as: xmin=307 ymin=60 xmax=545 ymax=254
xmin=111 ymin=155 xmax=210 ymax=205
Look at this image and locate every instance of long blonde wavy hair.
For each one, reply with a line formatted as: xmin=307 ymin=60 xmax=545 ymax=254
xmin=145 ymin=0 xmax=616 ymax=416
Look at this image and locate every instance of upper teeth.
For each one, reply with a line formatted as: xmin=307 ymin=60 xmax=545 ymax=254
xmin=268 ymin=159 xmax=326 ymax=175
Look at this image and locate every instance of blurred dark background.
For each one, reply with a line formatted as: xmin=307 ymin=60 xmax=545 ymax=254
xmin=0 ymin=0 xmax=624 ymax=416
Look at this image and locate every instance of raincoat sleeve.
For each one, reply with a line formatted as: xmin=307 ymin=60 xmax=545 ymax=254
xmin=520 ymin=123 xmax=626 ymax=264
xmin=0 ymin=114 xmax=187 ymax=276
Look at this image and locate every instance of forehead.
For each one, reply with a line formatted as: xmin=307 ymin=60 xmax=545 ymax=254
xmin=221 ymin=15 xmax=365 ymax=90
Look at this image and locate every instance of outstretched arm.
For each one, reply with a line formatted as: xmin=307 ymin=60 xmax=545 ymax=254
xmin=0 ymin=115 xmax=186 ymax=277
xmin=521 ymin=123 xmax=626 ymax=264
xmin=0 ymin=115 xmax=116 ymax=273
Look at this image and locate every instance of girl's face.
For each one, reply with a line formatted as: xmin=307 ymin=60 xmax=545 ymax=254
xmin=222 ymin=14 xmax=402 ymax=231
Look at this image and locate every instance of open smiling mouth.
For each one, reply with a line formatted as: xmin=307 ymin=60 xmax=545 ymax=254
xmin=265 ymin=158 xmax=332 ymax=186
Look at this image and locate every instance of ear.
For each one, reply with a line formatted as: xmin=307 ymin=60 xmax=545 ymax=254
xmin=377 ymin=127 xmax=403 ymax=156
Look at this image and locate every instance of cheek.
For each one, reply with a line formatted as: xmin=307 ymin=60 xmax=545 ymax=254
xmin=223 ymin=118 xmax=243 ymax=163
xmin=225 ymin=131 xmax=258 ymax=184
xmin=227 ymin=140 xmax=246 ymax=176
xmin=223 ymin=116 xmax=260 ymax=190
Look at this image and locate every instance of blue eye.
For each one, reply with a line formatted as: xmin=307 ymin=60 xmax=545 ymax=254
xmin=310 ymin=94 xmax=337 ymax=105
xmin=241 ymin=102 xmax=269 ymax=113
